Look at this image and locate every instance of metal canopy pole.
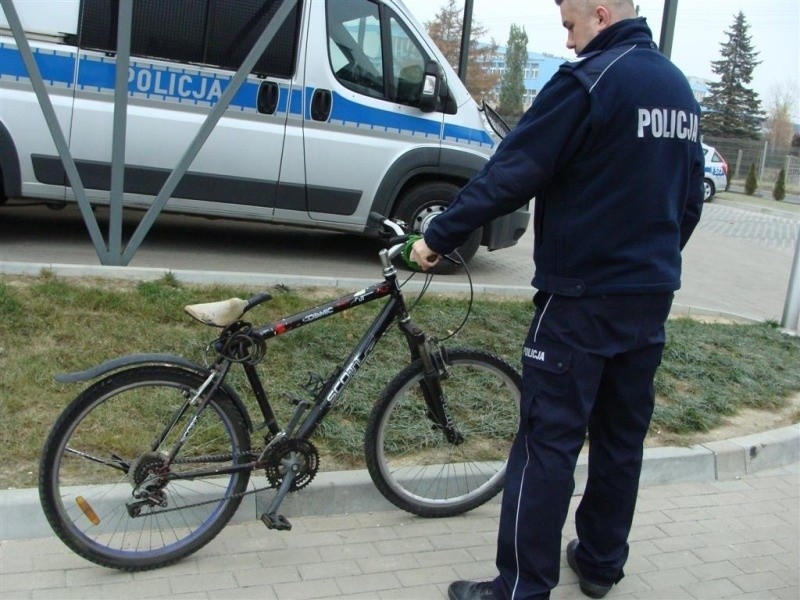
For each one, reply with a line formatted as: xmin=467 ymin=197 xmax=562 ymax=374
xmin=121 ymin=0 xmax=297 ymax=264
xmin=781 ymin=228 xmax=800 ymax=334
xmin=457 ymin=0 xmax=473 ymax=84
xmin=107 ymin=0 xmax=133 ymax=264
xmin=0 ymin=0 xmax=109 ymax=262
xmin=659 ymin=0 xmax=678 ymax=58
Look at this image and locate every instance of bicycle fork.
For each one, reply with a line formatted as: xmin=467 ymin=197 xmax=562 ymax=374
xmin=398 ymin=319 xmax=464 ymax=445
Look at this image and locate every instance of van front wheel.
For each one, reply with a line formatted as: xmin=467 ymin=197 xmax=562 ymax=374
xmin=394 ymin=182 xmax=481 ymax=273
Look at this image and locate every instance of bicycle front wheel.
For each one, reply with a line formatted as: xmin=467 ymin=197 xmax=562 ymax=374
xmin=365 ymin=348 xmax=521 ymax=517
xmin=39 ymin=366 xmax=251 ymax=571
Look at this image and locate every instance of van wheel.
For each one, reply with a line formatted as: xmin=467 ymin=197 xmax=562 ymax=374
xmin=703 ymin=179 xmax=715 ymax=202
xmin=394 ymin=182 xmax=481 ymax=274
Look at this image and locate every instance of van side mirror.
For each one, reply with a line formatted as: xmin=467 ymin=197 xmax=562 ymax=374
xmin=418 ymin=60 xmax=443 ymax=113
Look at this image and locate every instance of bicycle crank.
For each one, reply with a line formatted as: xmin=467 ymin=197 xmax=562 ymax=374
xmin=264 ymin=439 xmax=319 ymax=492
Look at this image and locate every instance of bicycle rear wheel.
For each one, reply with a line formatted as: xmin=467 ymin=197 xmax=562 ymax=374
xmin=39 ymin=366 xmax=251 ymax=571
xmin=365 ymin=348 xmax=521 ymax=517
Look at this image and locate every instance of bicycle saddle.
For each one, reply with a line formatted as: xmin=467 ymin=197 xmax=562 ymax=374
xmin=185 ymin=298 xmax=249 ymax=327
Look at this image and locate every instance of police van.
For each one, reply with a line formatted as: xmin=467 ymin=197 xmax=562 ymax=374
xmin=0 ymin=0 xmax=529 ymax=266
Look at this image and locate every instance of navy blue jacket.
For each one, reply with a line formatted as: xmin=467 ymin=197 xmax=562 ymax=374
xmin=424 ymin=18 xmax=704 ymax=296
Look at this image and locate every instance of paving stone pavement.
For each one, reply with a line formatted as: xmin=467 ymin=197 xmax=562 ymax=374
xmin=1 ymin=463 xmax=796 ymax=600
xmin=694 ymin=202 xmax=799 ymax=251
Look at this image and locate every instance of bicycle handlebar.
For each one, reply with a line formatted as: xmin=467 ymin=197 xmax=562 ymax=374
xmin=370 ymin=212 xmax=411 ymax=262
xmin=370 ymin=211 xmax=459 ymax=269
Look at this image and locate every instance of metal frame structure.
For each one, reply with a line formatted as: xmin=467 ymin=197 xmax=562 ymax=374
xmin=1 ymin=0 xmax=297 ymax=265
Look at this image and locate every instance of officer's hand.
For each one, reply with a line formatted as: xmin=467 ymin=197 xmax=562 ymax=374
xmin=410 ymin=238 xmax=440 ymax=271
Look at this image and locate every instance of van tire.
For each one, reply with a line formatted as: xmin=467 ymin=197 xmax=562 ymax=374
xmin=394 ymin=182 xmax=481 ymax=273
xmin=703 ymin=178 xmax=715 ymax=202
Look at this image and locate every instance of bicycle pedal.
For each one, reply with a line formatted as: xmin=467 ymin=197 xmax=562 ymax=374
xmin=260 ymin=512 xmax=292 ymax=531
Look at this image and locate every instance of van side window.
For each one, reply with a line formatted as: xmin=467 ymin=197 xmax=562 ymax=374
xmin=78 ymin=0 xmax=302 ymax=79
xmin=326 ymin=0 xmax=428 ymax=108
xmin=389 ymin=15 xmax=426 ymax=105
xmin=327 ymin=0 xmax=384 ymax=99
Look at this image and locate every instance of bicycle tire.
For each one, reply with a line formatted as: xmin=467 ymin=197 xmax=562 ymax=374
xmin=39 ymin=366 xmax=251 ymax=571
xmin=365 ymin=348 xmax=521 ymax=517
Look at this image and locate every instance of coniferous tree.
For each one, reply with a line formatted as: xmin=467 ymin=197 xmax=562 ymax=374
xmin=497 ymin=24 xmax=528 ymax=118
xmin=702 ymin=11 xmax=764 ymax=139
xmin=425 ymin=0 xmax=498 ymax=103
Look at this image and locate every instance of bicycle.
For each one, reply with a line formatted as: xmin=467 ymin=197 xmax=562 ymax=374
xmin=38 ymin=214 xmax=522 ymax=571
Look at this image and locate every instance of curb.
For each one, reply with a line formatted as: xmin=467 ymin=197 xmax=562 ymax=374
xmin=0 ymin=260 xmax=536 ymax=298
xmin=2 ymin=424 xmax=797 ymax=541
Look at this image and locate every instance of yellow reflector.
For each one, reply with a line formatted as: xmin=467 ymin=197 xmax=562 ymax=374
xmin=75 ymin=496 xmax=100 ymax=526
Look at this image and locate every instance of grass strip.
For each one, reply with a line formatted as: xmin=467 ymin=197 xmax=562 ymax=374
xmin=1 ymin=272 xmax=798 ymax=489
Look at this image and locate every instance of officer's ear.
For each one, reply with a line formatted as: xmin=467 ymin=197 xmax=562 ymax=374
xmin=595 ymin=6 xmax=611 ymax=29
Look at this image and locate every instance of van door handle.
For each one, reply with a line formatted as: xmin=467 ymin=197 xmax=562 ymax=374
xmin=311 ymin=89 xmax=332 ymax=121
xmin=258 ymin=81 xmax=279 ymax=115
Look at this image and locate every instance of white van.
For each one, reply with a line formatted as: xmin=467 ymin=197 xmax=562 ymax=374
xmin=0 ymin=0 xmax=529 ymax=265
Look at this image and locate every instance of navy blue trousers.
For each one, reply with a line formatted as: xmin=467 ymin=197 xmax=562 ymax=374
xmin=493 ymin=292 xmax=673 ymax=600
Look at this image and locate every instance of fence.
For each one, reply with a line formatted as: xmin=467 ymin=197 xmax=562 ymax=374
xmin=704 ymin=136 xmax=800 ymax=192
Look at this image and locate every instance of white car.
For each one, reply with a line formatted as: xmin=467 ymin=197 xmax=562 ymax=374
xmin=702 ymin=143 xmax=728 ymax=202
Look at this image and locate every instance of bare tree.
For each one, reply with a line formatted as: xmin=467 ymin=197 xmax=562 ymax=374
xmin=764 ymin=82 xmax=797 ymax=149
xmin=425 ymin=0 xmax=498 ymax=103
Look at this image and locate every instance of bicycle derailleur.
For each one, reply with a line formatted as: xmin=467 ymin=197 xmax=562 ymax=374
xmin=125 ymin=451 xmax=170 ymax=517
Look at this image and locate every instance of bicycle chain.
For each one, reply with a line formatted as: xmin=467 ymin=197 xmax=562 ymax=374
xmin=133 ymin=480 xmax=275 ymax=516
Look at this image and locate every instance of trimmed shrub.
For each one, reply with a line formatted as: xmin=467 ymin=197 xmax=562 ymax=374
xmin=745 ymin=163 xmax=758 ymax=195
xmin=772 ymin=168 xmax=786 ymax=201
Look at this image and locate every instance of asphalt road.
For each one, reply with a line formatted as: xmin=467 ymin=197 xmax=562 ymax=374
xmin=1 ymin=192 xmax=798 ymax=322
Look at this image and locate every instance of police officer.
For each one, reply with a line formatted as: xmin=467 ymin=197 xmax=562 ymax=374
xmin=410 ymin=1 xmax=704 ymax=598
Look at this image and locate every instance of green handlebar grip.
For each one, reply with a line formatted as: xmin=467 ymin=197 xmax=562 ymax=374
xmin=402 ymin=234 xmax=423 ymax=271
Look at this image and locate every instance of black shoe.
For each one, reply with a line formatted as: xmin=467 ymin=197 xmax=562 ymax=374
xmin=566 ymin=539 xmax=614 ymax=599
xmin=448 ymin=580 xmax=495 ymax=600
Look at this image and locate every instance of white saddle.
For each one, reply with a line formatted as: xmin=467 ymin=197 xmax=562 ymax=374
xmin=184 ymin=298 xmax=249 ymax=327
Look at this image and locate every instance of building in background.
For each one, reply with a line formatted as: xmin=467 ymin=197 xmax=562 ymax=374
xmin=481 ymin=48 xmax=564 ymax=110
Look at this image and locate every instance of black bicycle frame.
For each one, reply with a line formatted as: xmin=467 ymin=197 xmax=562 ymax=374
xmin=163 ymin=275 xmax=430 ymax=482
xmin=255 ymin=279 xmax=416 ymax=441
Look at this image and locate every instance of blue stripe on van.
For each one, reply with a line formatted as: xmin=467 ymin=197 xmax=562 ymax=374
xmin=443 ymin=122 xmax=493 ymax=147
xmin=323 ymin=90 xmax=492 ymax=147
xmin=0 ymin=44 xmax=266 ymax=111
xmin=0 ymin=43 xmax=75 ymax=85
xmin=327 ymin=91 xmax=441 ymax=138
xmin=289 ymin=89 xmax=304 ymax=115
xmin=277 ymin=86 xmax=289 ymax=113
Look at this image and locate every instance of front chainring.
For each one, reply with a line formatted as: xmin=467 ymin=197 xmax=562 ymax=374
xmin=264 ymin=439 xmax=319 ymax=492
